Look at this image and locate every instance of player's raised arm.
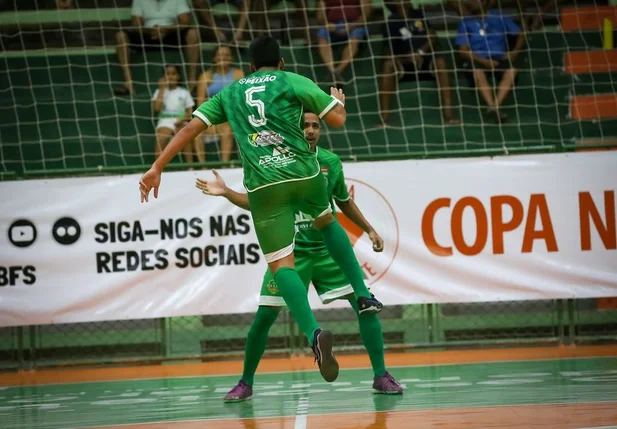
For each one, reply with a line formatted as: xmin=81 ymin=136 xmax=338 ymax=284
xmin=336 ymin=198 xmax=384 ymax=252
xmin=139 ymin=92 xmax=228 ymax=203
xmin=331 ymin=160 xmax=384 ymax=252
xmin=195 ymin=170 xmax=251 ymax=211
xmin=286 ymin=72 xmax=347 ymax=128
xmin=139 ymin=118 xmax=205 ymax=202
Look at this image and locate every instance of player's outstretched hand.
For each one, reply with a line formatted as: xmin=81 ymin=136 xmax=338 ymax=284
xmin=330 ymin=87 xmax=345 ymax=106
xmin=195 ymin=170 xmax=227 ymax=197
xmin=139 ymin=166 xmax=161 ymax=203
xmin=369 ymin=230 xmax=384 ymax=253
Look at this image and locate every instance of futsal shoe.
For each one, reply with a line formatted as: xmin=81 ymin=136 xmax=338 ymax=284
xmin=373 ymin=372 xmax=404 ymax=395
xmin=224 ymin=380 xmax=253 ymax=402
xmin=358 ymin=294 xmax=383 ymax=315
xmin=311 ymin=328 xmax=339 ymax=382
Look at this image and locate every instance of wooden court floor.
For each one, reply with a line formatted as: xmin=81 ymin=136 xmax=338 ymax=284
xmin=1 ymin=346 xmax=617 ymax=429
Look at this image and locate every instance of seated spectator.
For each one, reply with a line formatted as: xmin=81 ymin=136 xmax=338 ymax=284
xmin=379 ymin=1 xmax=458 ymax=126
xmin=115 ymin=0 xmax=200 ymax=96
xmin=194 ymin=45 xmax=244 ymax=163
xmin=455 ymin=0 xmax=525 ymax=122
xmin=152 ymin=65 xmax=195 ymax=160
xmin=448 ymin=0 xmax=557 ymax=31
xmin=192 ymin=0 xmax=250 ymax=43
xmin=316 ymin=0 xmax=372 ymax=85
xmin=251 ymin=0 xmax=311 ymax=44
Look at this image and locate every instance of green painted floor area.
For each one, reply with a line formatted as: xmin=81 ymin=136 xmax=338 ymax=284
xmin=1 ymin=358 xmax=617 ymax=429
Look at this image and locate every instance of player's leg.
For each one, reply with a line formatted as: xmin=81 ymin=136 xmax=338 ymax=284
xmin=312 ymin=254 xmax=384 ymax=377
xmin=224 ymin=305 xmax=280 ymax=402
xmin=226 ymin=259 xmax=314 ymax=401
xmin=347 ymin=298 xmax=402 ymax=394
xmin=296 ymin=174 xmax=382 ymax=314
xmin=312 ymin=254 xmax=401 ymax=394
xmin=248 ymin=183 xmax=338 ymax=382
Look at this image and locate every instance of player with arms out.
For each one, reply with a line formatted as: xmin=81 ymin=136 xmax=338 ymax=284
xmin=195 ymin=110 xmax=404 ymax=401
xmin=139 ymin=36 xmax=383 ymax=383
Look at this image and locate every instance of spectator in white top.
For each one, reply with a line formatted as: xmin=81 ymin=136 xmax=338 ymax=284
xmin=115 ymin=0 xmax=200 ymax=96
xmin=152 ymin=65 xmax=195 ymax=160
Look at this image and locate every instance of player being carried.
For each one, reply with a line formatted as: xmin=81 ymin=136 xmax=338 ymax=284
xmin=196 ymin=110 xmax=404 ymax=401
xmin=139 ymin=36 xmax=383 ymax=383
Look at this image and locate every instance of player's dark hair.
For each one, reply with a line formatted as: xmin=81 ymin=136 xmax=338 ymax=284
xmin=249 ymin=36 xmax=281 ymax=69
xmin=304 ymin=109 xmax=314 ymax=115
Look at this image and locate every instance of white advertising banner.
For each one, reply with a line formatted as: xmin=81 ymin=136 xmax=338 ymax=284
xmin=1 ymin=151 xmax=616 ymax=327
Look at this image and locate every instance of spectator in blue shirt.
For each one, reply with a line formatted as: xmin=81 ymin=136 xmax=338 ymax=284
xmin=379 ymin=1 xmax=458 ymax=126
xmin=455 ymin=0 xmax=525 ymax=122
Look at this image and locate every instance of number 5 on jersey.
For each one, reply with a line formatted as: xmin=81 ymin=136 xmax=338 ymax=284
xmin=245 ymin=86 xmax=267 ymax=127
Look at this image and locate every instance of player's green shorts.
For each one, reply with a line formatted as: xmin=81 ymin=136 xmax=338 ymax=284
xmin=259 ymin=249 xmax=352 ymax=307
xmin=247 ymin=173 xmax=331 ymax=263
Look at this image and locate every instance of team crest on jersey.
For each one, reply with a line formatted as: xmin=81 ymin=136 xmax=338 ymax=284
xmin=294 ymin=211 xmax=313 ymax=230
xmin=267 ymin=279 xmax=279 ymax=295
xmin=248 ymin=130 xmax=285 ymax=147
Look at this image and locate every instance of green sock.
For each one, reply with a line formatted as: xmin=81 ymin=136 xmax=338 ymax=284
xmin=320 ymin=221 xmax=371 ymax=299
xmin=241 ymin=306 xmax=280 ymax=386
xmin=274 ymin=267 xmax=320 ymax=344
xmin=349 ymin=299 xmax=386 ymax=378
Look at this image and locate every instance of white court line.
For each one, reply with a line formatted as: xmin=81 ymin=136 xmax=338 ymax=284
xmin=3 ymin=354 xmax=616 ymax=389
xmin=294 ymin=396 xmax=309 ymax=429
xmin=579 ymin=426 xmax=617 ymax=429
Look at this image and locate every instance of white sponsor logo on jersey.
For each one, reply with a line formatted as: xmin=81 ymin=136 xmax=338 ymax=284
xmin=239 ymin=75 xmax=277 ymax=85
xmin=258 ymin=146 xmax=296 ymax=168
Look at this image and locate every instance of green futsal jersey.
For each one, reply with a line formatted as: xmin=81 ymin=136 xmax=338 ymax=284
xmin=192 ymin=70 xmax=341 ymax=192
xmin=294 ymin=148 xmax=350 ymax=254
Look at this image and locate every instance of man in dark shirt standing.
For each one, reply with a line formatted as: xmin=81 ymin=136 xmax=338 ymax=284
xmin=379 ymin=1 xmax=457 ymax=125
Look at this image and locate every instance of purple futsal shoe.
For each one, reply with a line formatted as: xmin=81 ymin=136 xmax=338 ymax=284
xmin=224 ymin=380 xmax=253 ymax=402
xmin=373 ymin=372 xmax=404 ymax=394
